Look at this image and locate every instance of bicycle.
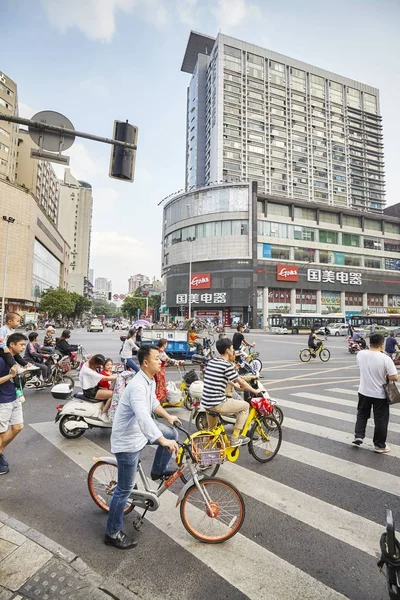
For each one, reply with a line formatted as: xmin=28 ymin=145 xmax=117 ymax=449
xmin=238 ymin=345 xmax=262 ymax=374
xmin=299 ymin=342 xmax=330 ymax=362
xmin=87 ymin=424 xmax=245 ymax=544
xmin=177 ymin=396 xmax=282 ymax=483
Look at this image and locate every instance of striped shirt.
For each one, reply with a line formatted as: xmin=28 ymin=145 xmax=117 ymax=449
xmin=202 ymin=357 xmax=238 ymax=407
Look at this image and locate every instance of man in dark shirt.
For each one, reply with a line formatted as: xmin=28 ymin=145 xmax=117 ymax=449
xmin=385 ymin=332 xmax=399 ymax=359
xmin=55 ymin=330 xmax=78 ymax=357
xmin=0 ymin=333 xmax=28 ymax=475
xmin=232 ymin=325 xmax=255 ymax=354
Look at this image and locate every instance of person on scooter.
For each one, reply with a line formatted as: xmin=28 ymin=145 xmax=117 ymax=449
xmin=55 ymin=330 xmax=78 ymax=357
xmin=352 ymin=330 xmax=367 ymax=350
xmin=385 ymin=332 xmax=399 ymax=360
xmin=24 ymin=332 xmax=52 ymax=385
xmin=79 ymin=355 xmax=117 ymax=423
xmin=120 ymin=329 xmax=140 ymax=373
xmin=308 ymin=329 xmax=322 ymax=357
xmin=43 ymin=327 xmax=56 ymax=349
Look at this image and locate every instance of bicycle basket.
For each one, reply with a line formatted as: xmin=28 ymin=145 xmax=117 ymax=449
xmin=59 ymin=356 xmax=71 ymax=373
xmin=250 ymin=397 xmax=274 ymax=416
xmin=192 ymin=435 xmax=225 ymax=467
xmin=183 ymin=369 xmax=198 ymax=386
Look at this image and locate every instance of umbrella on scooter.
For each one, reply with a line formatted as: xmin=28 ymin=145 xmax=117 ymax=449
xmin=132 ymin=320 xmax=152 ymax=327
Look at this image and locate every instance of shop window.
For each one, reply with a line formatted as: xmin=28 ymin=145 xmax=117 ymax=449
xmin=294 ymin=248 xmax=315 ymax=261
xmin=344 ymin=254 xmax=361 ymax=266
xmin=270 ymin=245 xmax=290 ymax=260
xmin=342 ymin=234 xmax=360 ymax=247
xmin=319 ymin=230 xmax=338 ymax=244
xmin=294 ymin=207 xmax=316 ymax=221
xmin=385 ymin=258 xmax=400 ymax=271
xmin=319 ymin=250 xmax=333 ymax=264
xmin=364 ymin=218 xmax=381 ymax=232
xmin=343 ymin=215 xmax=361 ymax=228
xmin=384 ymin=239 xmax=400 ymax=253
xmin=320 ymin=211 xmax=340 ymax=224
xmin=363 ymin=237 xmax=382 ymax=250
xmin=364 ymin=258 xmax=381 ymax=269
xmin=267 ymin=202 xmax=290 ymax=217
xmin=293 ymin=226 xmax=315 ymax=241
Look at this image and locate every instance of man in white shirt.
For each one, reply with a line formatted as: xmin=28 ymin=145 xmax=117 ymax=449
xmin=105 ymin=345 xmax=180 ymax=549
xmin=352 ymin=333 xmax=398 ymax=453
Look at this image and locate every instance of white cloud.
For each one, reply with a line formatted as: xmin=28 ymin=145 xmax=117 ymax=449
xmin=211 ymin=0 xmax=248 ymax=28
xmin=41 ymin=0 xmax=199 ymax=42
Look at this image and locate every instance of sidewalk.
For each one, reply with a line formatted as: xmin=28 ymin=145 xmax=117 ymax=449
xmin=0 ymin=511 xmax=139 ymax=600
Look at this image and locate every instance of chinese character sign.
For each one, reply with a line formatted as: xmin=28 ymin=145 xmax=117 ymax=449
xmin=307 ymin=269 xmax=362 ymax=286
xmin=175 ymin=292 xmax=227 ymax=305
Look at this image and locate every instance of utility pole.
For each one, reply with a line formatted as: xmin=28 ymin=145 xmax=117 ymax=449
xmin=1 ymin=216 xmax=15 ymax=327
xmin=187 ymin=237 xmax=195 ymax=319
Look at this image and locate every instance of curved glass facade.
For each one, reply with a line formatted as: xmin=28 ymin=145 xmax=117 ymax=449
xmin=32 ymin=239 xmax=61 ymax=297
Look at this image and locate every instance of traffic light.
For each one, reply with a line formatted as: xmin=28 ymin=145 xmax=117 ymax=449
xmin=109 ymin=120 xmax=138 ymax=182
xmin=108 ymin=292 xmax=112 ymax=301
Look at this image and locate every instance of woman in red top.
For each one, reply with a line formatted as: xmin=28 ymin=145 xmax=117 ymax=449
xmin=98 ymin=358 xmax=114 ymax=390
xmin=154 ymin=339 xmax=180 ymax=403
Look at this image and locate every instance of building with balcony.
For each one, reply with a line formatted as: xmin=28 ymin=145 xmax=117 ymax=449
xmin=0 ymin=71 xmax=18 ymax=183
xmin=162 ymin=182 xmax=400 ymax=327
xmin=181 ymin=31 xmax=385 ymax=212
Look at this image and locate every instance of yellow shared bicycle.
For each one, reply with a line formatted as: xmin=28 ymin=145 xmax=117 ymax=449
xmin=299 ymin=342 xmax=330 ymax=362
xmin=177 ymin=396 xmax=282 ymax=483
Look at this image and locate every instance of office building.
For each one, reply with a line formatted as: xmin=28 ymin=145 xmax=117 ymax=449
xmin=89 ymin=268 xmax=94 ymax=285
xmin=0 ymin=71 xmax=18 ymax=183
xmin=128 ymin=274 xmax=150 ymax=294
xmin=162 ymin=182 xmax=400 ymax=326
xmin=15 ymin=129 xmax=60 ymax=225
xmin=58 ymin=169 xmax=93 ymax=296
xmin=94 ymin=277 xmax=112 ymax=300
xmin=181 ymin=31 xmax=385 ymax=211
xmin=0 ymin=178 xmax=70 ymax=314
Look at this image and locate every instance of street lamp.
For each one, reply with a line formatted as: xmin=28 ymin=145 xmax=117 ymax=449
xmin=299 ymin=259 xmax=313 ymax=314
xmin=1 ymin=216 xmax=15 ymax=327
xmin=187 ymin=237 xmax=195 ymax=319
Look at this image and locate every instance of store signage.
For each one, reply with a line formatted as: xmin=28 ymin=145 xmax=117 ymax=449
xmin=176 ymin=292 xmax=226 ymax=304
xmin=263 ymin=244 xmax=271 ymax=258
xmin=321 ymin=291 xmax=341 ymax=306
xmin=276 ymin=265 xmax=299 ymax=282
xmin=307 ymin=269 xmax=362 ymax=285
xmin=191 ymin=273 xmax=211 ymax=289
xmin=196 ymin=311 xmax=220 ymax=317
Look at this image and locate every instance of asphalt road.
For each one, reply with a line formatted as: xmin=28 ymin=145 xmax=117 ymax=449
xmin=0 ymin=327 xmax=398 ymax=600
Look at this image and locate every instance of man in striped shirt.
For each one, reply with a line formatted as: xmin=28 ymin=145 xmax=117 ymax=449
xmin=202 ymin=337 xmax=258 ymax=446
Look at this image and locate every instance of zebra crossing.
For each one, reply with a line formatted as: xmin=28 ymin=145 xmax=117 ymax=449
xmin=30 ymin=382 xmax=399 ymax=600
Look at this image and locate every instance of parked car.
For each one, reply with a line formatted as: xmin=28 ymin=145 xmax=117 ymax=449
xmin=364 ymin=324 xmax=390 ymax=337
xmin=104 ymin=320 xmax=113 ymax=328
xmin=87 ymin=319 xmax=104 ymax=332
xmin=326 ymin=323 xmax=348 ymax=336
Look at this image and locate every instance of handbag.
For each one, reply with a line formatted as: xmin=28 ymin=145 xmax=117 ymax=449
xmin=383 ymin=380 xmax=400 ymax=405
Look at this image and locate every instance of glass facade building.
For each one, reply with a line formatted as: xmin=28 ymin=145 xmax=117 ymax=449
xmin=32 ymin=239 xmax=61 ymax=297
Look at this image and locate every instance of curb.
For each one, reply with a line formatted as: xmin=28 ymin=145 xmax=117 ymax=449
xmin=0 ymin=510 xmax=140 ymax=600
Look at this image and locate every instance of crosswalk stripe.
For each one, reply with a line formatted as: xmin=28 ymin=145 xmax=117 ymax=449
xmin=327 ymin=388 xmax=358 ymax=396
xmin=275 ymin=398 xmax=400 ymax=434
xmin=291 ymin=392 xmax=400 ymax=417
xmin=30 ymin=421 xmax=349 ymax=600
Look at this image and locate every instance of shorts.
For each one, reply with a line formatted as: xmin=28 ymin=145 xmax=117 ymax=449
xmin=83 ymin=386 xmax=99 ymax=399
xmin=0 ymin=400 xmax=23 ymax=433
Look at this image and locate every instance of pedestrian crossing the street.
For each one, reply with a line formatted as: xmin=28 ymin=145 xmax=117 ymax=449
xmin=29 ymin=382 xmax=399 ymax=600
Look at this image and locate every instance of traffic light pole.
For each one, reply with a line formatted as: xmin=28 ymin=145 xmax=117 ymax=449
xmin=0 ymin=114 xmax=137 ymax=150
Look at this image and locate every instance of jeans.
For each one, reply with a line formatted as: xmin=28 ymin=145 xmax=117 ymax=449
xmin=123 ymin=357 xmax=139 ymax=373
xmin=354 ymin=392 xmax=389 ymax=448
xmin=106 ymin=421 xmax=178 ymax=536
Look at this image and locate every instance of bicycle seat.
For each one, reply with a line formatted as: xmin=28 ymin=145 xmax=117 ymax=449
xmin=205 ymin=409 xmax=220 ymax=417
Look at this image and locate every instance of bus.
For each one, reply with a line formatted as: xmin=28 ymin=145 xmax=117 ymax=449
xmin=350 ymin=313 xmax=400 ymax=329
xmin=268 ymin=313 xmax=346 ymax=334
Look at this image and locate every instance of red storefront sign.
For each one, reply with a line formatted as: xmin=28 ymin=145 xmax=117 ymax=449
xmin=191 ymin=273 xmax=211 ymax=289
xmin=276 ymin=265 xmax=299 ymax=282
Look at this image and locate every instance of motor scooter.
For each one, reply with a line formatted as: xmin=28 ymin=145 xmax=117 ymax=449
xmin=52 ymin=370 xmax=134 ymax=439
xmin=348 ymin=337 xmax=368 ymax=354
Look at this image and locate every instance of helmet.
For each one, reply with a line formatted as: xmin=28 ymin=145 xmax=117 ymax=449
xmin=189 ymin=380 xmax=204 ymax=400
xmin=250 ymin=396 xmax=274 ymax=415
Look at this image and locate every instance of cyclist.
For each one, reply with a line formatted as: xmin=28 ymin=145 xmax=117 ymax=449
xmin=202 ymin=337 xmax=260 ymax=447
xmin=232 ymin=324 xmax=255 ymax=357
xmin=55 ymin=330 xmax=78 ymax=357
xmin=385 ymin=332 xmax=399 ymax=360
xmin=308 ymin=329 xmax=322 ymax=358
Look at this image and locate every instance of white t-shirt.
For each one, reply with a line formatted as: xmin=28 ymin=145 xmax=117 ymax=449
xmin=79 ymin=364 xmax=103 ymax=390
xmin=121 ymin=338 xmax=139 ymax=359
xmin=357 ymin=350 xmax=397 ymax=399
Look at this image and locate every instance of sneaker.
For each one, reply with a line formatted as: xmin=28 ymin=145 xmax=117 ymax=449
xmin=98 ymin=413 xmax=111 ymax=424
xmin=0 ymin=464 xmax=9 ymax=475
xmin=230 ymin=435 xmax=251 ymax=447
xmin=374 ymin=446 xmax=390 ymax=454
xmin=0 ymin=454 xmax=8 ymax=468
xmin=352 ymin=438 xmax=363 ymax=446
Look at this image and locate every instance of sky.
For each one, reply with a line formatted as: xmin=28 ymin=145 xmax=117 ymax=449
xmin=2 ymin=0 xmax=400 ymax=292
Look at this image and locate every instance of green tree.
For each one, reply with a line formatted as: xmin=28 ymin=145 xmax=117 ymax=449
xmin=92 ymin=299 xmax=118 ymax=318
xmin=39 ymin=288 xmax=75 ymax=318
xmin=70 ymin=293 xmax=92 ymax=318
xmin=121 ymin=295 xmax=145 ymax=319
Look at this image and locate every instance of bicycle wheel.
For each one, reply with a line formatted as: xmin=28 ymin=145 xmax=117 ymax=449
xmin=272 ymin=405 xmax=284 ymax=426
xmin=183 ymin=392 xmax=194 ymax=411
xmin=195 ymin=411 xmax=209 ymax=431
xmin=177 ymin=435 xmax=221 ymax=484
xmin=87 ymin=461 xmax=134 ymax=515
xmin=319 ymin=348 xmax=331 ymax=362
xmin=251 ymin=358 xmax=262 ymax=372
xmin=299 ymin=349 xmax=311 ymax=362
xmin=180 ymin=477 xmax=245 ymax=543
xmin=248 ymin=416 xmax=282 ymax=463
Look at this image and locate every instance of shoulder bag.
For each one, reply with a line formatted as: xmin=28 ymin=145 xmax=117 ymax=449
xmin=383 ymin=379 xmax=400 ymax=405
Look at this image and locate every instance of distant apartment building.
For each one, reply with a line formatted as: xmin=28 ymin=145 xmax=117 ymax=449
xmin=181 ymin=31 xmax=385 ymax=211
xmin=58 ymin=169 xmax=93 ymax=296
xmin=128 ymin=274 xmax=150 ymax=293
xmin=94 ymin=277 xmax=112 ymax=300
xmin=0 ymin=71 xmax=18 ymax=183
xmin=15 ymin=129 xmax=60 ymax=225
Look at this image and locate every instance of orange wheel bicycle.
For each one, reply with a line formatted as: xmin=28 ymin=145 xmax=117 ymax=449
xmin=87 ymin=461 xmax=135 ymax=515
xmin=180 ymin=477 xmax=245 ymax=543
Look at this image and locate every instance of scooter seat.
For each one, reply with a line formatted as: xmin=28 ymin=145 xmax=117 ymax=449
xmin=205 ymin=409 xmax=220 ymax=417
xmin=73 ymin=392 xmax=103 ymax=403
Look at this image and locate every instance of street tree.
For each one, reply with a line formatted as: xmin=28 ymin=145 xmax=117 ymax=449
xmin=92 ymin=299 xmax=118 ymax=318
xmin=70 ymin=293 xmax=92 ymax=318
xmin=121 ymin=295 xmax=145 ymax=319
xmin=39 ymin=288 xmax=75 ymax=319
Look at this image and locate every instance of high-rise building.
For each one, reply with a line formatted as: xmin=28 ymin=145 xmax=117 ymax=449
xmin=181 ymin=31 xmax=385 ymax=211
xmin=94 ymin=277 xmax=112 ymax=299
xmin=0 ymin=71 xmax=18 ymax=183
xmin=58 ymin=169 xmax=93 ymax=296
xmin=89 ymin=269 xmax=94 ymax=285
xmin=128 ymin=274 xmax=150 ymax=293
xmin=15 ymin=129 xmax=60 ymax=225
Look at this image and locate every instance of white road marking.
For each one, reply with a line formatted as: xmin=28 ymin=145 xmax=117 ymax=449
xmin=291 ymin=392 xmax=400 ymax=417
xmin=30 ymin=421 xmax=349 ymax=600
xmin=327 ymin=388 xmax=358 ymax=396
